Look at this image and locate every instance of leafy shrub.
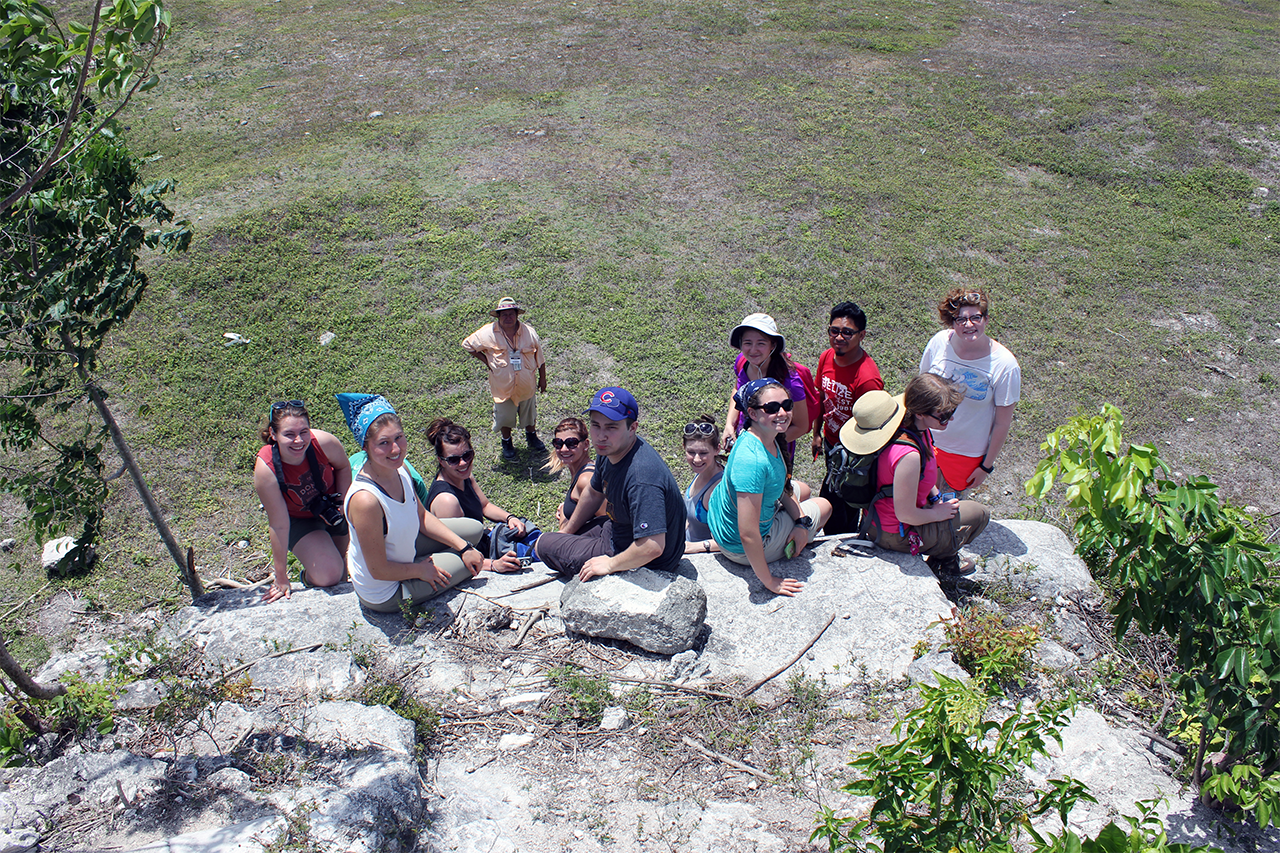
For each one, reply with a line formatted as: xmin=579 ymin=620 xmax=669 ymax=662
xmin=812 ymin=676 xmax=1090 ymax=852
xmin=937 ymin=607 xmax=1040 ymax=686
xmin=1028 ymin=404 xmax=1280 ymax=827
xmin=546 ymin=664 xmax=612 ymax=725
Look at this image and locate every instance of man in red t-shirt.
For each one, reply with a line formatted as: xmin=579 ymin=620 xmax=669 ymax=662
xmin=810 ymin=302 xmax=885 ymax=534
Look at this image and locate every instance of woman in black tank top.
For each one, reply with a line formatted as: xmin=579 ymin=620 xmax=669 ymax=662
xmin=545 ymin=417 xmax=608 ymax=532
xmin=425 ymin=418 xmax=526 ymax=571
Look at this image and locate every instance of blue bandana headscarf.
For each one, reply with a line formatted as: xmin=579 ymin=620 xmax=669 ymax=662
xmin=335 ymin=393 xmax=397 ymax=447
xmin=733 ymin=377 xmax=782 ymax=411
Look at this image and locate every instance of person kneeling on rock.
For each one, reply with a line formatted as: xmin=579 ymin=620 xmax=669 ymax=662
xmin=846 ymin=376 xmax=990 ymax=578
xmin=534 ymin=387 xmax=687 ymax=582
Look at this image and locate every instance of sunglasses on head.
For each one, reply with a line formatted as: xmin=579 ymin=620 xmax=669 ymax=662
xmin=271 ymin=399 xmax=305 ymax=411
xmin=683 ymin=422 xmax=716 ymax=437
xmin=440 ymin=449 xmax=475 ymax=466
xmin=751 ymin=398 xmax=795 ymax=415
xmin=827 ymin=326 xmax=862 ymax=338
xmin=551 ymin=437 xmax=583 ymax=450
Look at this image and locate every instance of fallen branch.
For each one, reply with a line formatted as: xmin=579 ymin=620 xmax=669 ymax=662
xmin=1140 ymin=729 xmax=1188 ymax=755
xmin=216 ymin=642 xmax=324 ymax=682
xmin=682 ymin=735 xmax=771 ymax=781
xmin=608 ymin=674 xmax=740 ymax=702
xmin=0 ymin=582 xmax=51 ymax=624
xmin=513 ymin=607 xmax=548 ymax=648
xmin=455 ymin=588 xmax=550 ymax=611
xmin=741 ymin=612 xmax=837 ymax=697
xmin=502 ymin=575 xmax=559 ymax=595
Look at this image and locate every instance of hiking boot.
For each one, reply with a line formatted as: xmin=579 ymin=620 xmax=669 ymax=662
xmin=501 ymin=438 xmax=519 ymax=462
xmin=526 ymin=431 xmax=547 ymax=453
xmin=931 ymin=555 xmax=976 ymax=577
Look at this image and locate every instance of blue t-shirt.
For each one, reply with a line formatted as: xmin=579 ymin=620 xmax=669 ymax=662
xmin=707 ymin=431 xmax=786 ymax=555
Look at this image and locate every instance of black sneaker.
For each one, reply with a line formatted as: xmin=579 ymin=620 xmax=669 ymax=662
xmin=934 ymin=555 xmax=977 ymax=577
xmin=501 ymin=438 xmax=519 ymax=461
xmin=526 ymin=432 xmax=547 ymax=453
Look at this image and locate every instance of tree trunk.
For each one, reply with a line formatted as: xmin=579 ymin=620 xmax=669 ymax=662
xmin=0 ymin=631 xmax=64 ymax=702
xmin=84 ymin=383 xmax=204 ymax=599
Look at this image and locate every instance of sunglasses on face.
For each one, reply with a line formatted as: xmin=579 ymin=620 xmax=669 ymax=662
xmin=683 ymin=422 xmax=716 ymax=436
xmin=932 ymin=409 xmax=956 ymax=426
xmin=827 ymin=327 xmax=862 ymax=338
xmin=551 ymin=437 xmax=583 ymax=450
xmin=271 ymin=399 xmax=305 ymax=411
xmin=440 ymin=449 xmax=475 ymax=466
xmin=751 ymin=398 xmax=795 ymax=415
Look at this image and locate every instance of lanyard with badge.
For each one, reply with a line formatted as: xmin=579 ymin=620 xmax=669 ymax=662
xmin=501 ymin=327 xmax=522 ymax=371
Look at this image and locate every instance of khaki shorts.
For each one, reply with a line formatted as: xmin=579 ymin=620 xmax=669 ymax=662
xmin=720 ymin=499 xmax=824 ymax=565
xmin=493 ymin=396 xmax=537 ymax=431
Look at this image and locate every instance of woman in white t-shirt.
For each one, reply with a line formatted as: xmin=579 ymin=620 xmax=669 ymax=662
xmin=918 ymin=287 xmax=1020 ymax=494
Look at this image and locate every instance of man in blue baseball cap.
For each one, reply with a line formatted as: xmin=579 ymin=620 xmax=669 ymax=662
xmin=534 ymin=386 xmax=687 ymax=581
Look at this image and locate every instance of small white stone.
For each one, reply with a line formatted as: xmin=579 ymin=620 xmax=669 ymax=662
xmin=1255 ymin=186 xmax=1270 ymax=198
xmin=498 ymin=733 xmax=536 ymax=750
xmin=319 ymin=331 xmax=336 ymax=346
xmin=600 ymin=706 xmax=629 ymax=730
xmin=499 ymin=691 xmax=550 ymax=712
xmin=368 ymin=111 xmax=384 ymax=118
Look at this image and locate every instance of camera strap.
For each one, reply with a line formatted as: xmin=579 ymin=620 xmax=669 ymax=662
xmin=270 ymin=444 xmax=332 ymax=501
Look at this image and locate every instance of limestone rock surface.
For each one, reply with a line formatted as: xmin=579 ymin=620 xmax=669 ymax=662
xmin=559 ymin=565 xmax=707 ymax=654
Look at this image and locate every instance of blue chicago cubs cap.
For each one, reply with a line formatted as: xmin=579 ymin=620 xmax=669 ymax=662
xmin=586 ymin=386 xmax=639 ymax=421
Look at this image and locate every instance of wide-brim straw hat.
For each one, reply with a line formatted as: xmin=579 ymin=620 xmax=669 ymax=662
xmin=730 ymin=312 xmax=784 ymax=351
xmin=839 ymin=390 xmax=906 ymax=454
xmin=490 ymin=296 xmax=527 ymax=316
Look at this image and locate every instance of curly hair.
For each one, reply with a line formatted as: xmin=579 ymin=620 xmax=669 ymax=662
xmin=936 ymin=287 xmax=990 ymax=327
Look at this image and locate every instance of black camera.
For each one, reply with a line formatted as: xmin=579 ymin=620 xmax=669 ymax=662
xmin=309 ymin=492 xmax=349 ymax=537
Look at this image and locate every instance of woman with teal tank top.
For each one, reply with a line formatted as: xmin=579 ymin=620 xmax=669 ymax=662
xmin=708 ymin=379 xmax=833 ymax=597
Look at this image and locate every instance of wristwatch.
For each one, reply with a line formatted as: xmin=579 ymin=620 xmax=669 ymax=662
xmin=978 ymin=461 xmax=995 ymax=474
xmin=794 ymin=516 xmax=814 ymax=530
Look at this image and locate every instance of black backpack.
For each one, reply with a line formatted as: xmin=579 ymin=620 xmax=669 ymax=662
xmin=824 ymin=432 xmax=922 ymax=509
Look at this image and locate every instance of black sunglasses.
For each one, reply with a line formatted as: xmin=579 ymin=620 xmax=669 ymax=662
xmin=271 ymin=399 xmax=305 ymax=411
xmin=827 ymin=327 xmax=862 ymax=338
xmin=932 ymin=409 xmax=956 ymax=426
xmin=551 ymin=437 xmax=583 ymax=450
xmin=683 ymin=423 xmax=716 ymax=436
xmin=751 ymin=398 xmax=794 ymax=415
xmin=440 ymin=449 xmax=475 ymax=466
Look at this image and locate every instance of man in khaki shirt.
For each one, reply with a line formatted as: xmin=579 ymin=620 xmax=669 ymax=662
xmin=462 ymin=297 xmax=548 ymax=461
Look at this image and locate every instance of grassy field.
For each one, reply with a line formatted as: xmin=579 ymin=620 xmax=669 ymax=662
xmin=3 ymin=0 xmax=1278 ymax=665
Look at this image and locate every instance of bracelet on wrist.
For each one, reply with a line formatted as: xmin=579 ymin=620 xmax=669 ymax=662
xmin=978 ymin=461 xmax=994 ymax=474
xmin=505 ymin=514 xmax=517 ymax=525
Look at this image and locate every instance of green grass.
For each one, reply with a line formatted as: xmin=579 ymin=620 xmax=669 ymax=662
xmin=3 ymin=0 xmax=1279 ymax=664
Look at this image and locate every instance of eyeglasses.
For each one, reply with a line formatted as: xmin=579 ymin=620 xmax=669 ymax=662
xmin=932 ymin=409 xmax=956 ymax=426
xmin=271 ymin=399 xmax=305 ymax=411
xmin=683 ymin=423 xmax=716 ymax=437
xmin=440 ymin=449 xmax=475 ymax=466
xmin=551 ymin=437 xmax=583 ymax=450
xmin=953 ymin=313 xmax=986 ymax=326
xmin=827 ymin=327 xmax=862 ymax=338
xmin=750 ymin=398 xmax=795 ymax=415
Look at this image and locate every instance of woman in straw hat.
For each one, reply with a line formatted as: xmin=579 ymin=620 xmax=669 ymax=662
xmin=841 ymin=375 xmax=990 ymax=577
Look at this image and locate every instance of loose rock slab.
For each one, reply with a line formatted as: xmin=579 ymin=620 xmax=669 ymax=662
xmin=968 ymin=520 xmax=1097 ymax=599
xmin=559 ymin=566 xmax=707 ymax=654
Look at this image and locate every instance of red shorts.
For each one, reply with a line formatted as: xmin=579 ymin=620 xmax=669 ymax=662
xmin=935 ymin=449 xmax=984 ymax=492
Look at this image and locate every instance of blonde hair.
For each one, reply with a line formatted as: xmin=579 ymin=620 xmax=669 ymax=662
xmin=544 ymin=417 xmax=589 ymax=475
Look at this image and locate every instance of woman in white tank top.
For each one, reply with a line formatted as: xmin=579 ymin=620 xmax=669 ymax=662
xmin=336 ymin=393 xmax=486 ymax=613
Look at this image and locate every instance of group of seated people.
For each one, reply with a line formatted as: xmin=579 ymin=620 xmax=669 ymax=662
xmin=255 ymin=288 xmax=1014 ymax=607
